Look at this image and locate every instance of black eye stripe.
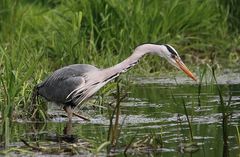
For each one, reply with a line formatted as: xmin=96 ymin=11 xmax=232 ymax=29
xmin=164 ymin=44 xmax=177 ymax=56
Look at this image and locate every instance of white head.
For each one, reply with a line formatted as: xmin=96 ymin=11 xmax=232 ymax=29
xmin=160 ymin=44 xmax=197 ymax=81
xmin=134 ymin=44 xmax=197 ymax=81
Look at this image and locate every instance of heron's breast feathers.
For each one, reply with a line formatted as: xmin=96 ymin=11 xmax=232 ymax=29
xmin=66 ymin=71 xmax=108 ymax=106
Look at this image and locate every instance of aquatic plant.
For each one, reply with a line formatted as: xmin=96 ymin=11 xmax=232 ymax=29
xmin=0 ymin=46 xmax=37 ymax=147
xmin=236 ymin=126 xmax=240 ymax=146
xmin=105 ymin=79 xmax=129 ymax=154
xmin=172 ymin=93 xmax=196 ymax=148
xmin=182 ymin=98 xmax=193 ymax=142
xmin=197 ymin=65 xmax=208 ymax=107
xmin=211 ymin=64 xmax=233 ymax=157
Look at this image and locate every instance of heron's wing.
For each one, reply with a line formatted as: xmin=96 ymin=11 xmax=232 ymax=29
xmin=43 ymin=64 xmax=98 ymax=86
xmin=37 ymin=64 xmax=99 ymax=103
xmin=38 ymin=75 xmax=87 ymax=103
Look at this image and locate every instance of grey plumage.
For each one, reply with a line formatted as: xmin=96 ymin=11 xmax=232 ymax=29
xmin=36 ymin=64 xmax=98 ymax=106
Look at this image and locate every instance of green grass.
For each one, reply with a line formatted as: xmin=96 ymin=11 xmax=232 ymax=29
xmin=0 ymin=0 xmax=240 ymax=147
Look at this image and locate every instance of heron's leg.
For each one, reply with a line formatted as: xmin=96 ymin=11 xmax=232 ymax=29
xmin=72 ymin=112 xmax=90 ymax=121
xmin=64 ymin=120 xmax=73 ymax=135
xmin=63 ymin=105 xmax=73 ymax=122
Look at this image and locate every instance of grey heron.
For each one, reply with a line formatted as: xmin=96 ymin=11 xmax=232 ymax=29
xmin=31 ymin=44 xmax=197 ymax=121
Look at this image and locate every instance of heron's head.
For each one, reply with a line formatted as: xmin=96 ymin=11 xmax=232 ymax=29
xmin=161 ymin=44 xmax=197 ymax=81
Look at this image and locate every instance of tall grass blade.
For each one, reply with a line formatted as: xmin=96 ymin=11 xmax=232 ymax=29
xmin=182 ymin=98 xmax=193 ymax=142
xmin=197 ymin=65 xmax=207 ymax=106
xmin=211 ymin=66 xmax=229 ymax=157
xmin=95 ymin=141 xmax=111 ymax=154
xmin=4 ymin=117 xmax=9 ymax=148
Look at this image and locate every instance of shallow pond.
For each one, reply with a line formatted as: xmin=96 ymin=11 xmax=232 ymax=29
xmin=1 ymin=73 xmax=240 ymax=156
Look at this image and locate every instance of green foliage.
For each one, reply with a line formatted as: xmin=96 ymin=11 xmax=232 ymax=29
xmin=0 ymin=0 xmax=238 ymax=69
xmin=219 ymin=0 xmax=240 ymax=33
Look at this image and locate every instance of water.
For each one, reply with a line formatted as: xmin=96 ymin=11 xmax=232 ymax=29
xmin=1 ymin=74 xmax=240 ymax=156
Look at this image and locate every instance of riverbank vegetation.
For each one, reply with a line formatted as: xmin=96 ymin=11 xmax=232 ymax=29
xmin=0 ymin=0 xmax=240 ymax=153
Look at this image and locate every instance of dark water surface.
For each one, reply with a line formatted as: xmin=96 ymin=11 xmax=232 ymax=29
xmin=1 ymin=75 xmax=240 ymax=156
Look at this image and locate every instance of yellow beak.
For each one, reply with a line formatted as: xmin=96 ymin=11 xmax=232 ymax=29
xmin=175 ymin=58 xmax=197 ymax=81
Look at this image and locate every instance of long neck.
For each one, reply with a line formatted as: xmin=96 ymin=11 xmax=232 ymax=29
xmin=101 ymin=44 xmax=164 ymax=82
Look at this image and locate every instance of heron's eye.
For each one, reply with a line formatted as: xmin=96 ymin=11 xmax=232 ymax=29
xmin=171 ymin=54 xmax=176 ymax=59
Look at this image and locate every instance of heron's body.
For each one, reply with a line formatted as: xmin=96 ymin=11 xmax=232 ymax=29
xmin=32 ymin=44 xmax=196 ymax=121
xmin=36 ymin=64 xmax=99 ymax=106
